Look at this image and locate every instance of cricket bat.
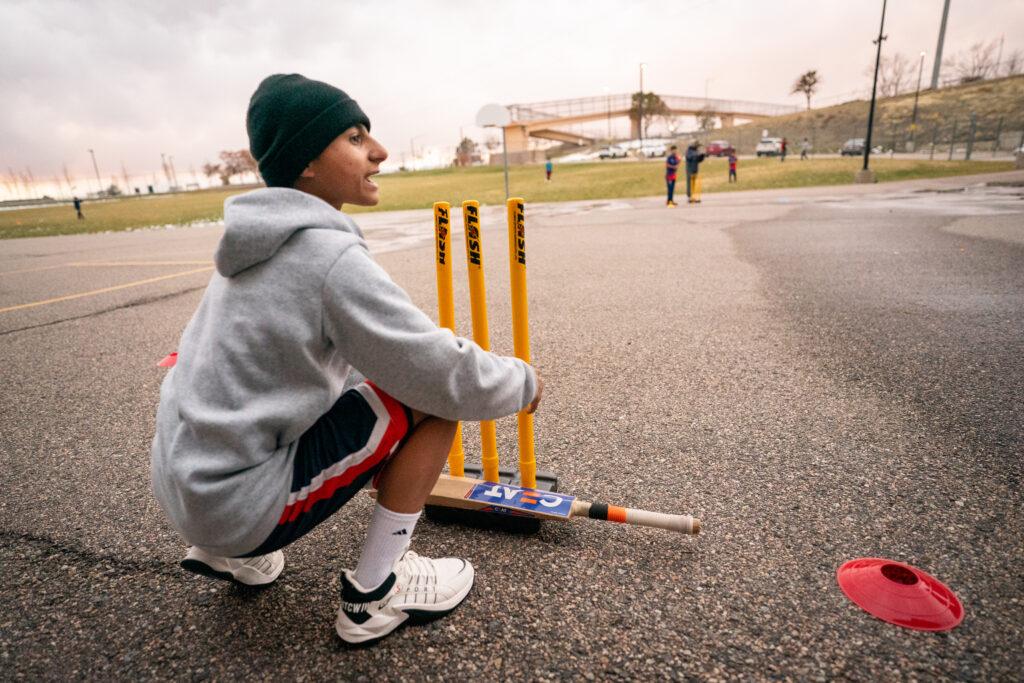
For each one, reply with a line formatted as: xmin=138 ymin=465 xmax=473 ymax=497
xmin=388 ymin=474 xmax=701 ymax=535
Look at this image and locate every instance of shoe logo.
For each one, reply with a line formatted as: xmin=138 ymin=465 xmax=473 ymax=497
xmin=391 ymin=529 xmax=408 ymax=536
xmin=341 ymin=601 xmax=368 ymax=614
xmin=341 ymin=601 xmax=372 ymax=625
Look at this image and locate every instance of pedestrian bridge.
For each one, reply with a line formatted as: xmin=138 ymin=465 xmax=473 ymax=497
xmin=501 ymin=93 xmax=800 ymax=155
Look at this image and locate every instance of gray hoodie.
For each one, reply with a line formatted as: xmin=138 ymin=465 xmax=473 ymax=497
xmin=151 ymin=188 xmax=535 ymax=557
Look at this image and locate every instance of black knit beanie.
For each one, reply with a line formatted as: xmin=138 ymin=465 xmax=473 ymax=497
xmin=246 ymin=74 xmax=371 ymax=187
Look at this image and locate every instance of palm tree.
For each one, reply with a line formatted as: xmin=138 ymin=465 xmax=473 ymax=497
xmin=791 ymin=70 xmax=821 ymax=110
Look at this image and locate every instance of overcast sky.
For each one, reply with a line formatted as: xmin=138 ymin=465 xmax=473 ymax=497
xmin=2 ymin=0 xmax=1022 ymax=192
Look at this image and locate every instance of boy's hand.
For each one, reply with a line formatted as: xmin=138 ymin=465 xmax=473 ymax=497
xmin=526 ymin=371 xmax=544 ymax=414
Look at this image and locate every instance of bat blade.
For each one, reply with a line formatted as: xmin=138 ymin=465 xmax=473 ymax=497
xmin=424 ymin=475 xmax=577 ymax=520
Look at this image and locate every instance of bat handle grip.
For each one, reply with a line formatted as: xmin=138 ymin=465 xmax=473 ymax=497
xmin=582 ymin=502 xmax=701 ymax=535
xmin=626 ymin=508 xmax=701 ymax=535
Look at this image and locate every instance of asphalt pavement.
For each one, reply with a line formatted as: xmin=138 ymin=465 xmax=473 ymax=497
xmin=1 ymin=171 xmax=1022 ymax=680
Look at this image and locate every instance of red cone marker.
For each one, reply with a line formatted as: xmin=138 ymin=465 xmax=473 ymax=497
xmin=837 ymin=558 xmax=963 ymax=632
xmin=157 ymin=352 xmax=178 ymax=367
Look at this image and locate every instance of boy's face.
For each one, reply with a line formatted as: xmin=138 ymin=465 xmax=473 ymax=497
xmin=296 ymin=125 xmax=388 ymax=208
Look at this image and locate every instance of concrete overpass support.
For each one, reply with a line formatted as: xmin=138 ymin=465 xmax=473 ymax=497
xmin=503 ymin=125 xmax=530 ymax=154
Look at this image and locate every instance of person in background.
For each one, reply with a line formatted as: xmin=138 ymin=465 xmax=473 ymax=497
xmin=780 ymin=137 xmax=788 ymax=162
xmin=800 ymin=137 xmax=811 ymax=160
xmin=665 ymin=145 xmax=680 ymax=206
xmin=728 ymin=151 xmax=738 ymax=183
xmin=685 ymin=141 xmax=706 ymax=203
xmin=545 ymin=158 xmax=553 ymax=182
xmin=73 ymin=196 xmax=84 ymax=220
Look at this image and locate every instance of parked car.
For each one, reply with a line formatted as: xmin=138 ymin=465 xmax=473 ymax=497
xmin=705 ymin=140 xmax=735 ymax=157
xmin=638 ymin=142 xmax=668 ymax=157
xmin=755 ymin=137 xmax=783 ymax=157
xmin=841 ymin=138 xmax=865 ymax=156
xmin=598 ymin=145 xmax=629 ymax=159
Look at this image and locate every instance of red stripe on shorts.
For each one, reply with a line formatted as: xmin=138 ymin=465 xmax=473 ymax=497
xmin=276 ymin=383 xmax=410 ymax=525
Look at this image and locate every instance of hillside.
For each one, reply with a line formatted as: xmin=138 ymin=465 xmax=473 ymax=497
xmin=714 ymin=74 xmax=1024 ymax=154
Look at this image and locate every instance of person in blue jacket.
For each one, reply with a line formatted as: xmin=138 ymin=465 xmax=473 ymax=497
xmin=685 ymin=141 xmax=706 ymax=203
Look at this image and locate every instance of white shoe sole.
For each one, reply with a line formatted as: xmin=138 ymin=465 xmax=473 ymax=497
xmin=180 ymin=548 xmax=283 ymax=586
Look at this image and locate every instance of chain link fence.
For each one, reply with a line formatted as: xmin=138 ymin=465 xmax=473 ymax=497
xmin=712 ymin=110 xmax=1023 ymax=160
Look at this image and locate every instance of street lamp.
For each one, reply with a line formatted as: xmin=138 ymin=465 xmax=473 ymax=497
xmin=909 ymin=51 xmax=926 ymax=152
xmin=88 ymin=148 xmax=102 ymax=193
xmin=638 ymin=63 xmax=646 ymax=153
xmin=857 ymin=0 xmax=888 ymax=183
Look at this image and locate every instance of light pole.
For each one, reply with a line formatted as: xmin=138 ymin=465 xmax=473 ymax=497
xmin=857 ymin=0 xmax=887 ymax=183
xmin=638 ymin=63 xmax=646 ymax=154
xmin=930 ymin=0 xmax=951 ymax=90
xmin=909 ymin=51 xmax=926 ymax=152
xmin=604 ymin=86 xmax=611 ymax=141
xmin=88 ymin=148 xmax=102 ymax=193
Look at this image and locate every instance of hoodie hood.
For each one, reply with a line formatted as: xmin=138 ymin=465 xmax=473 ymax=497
xmin=215 ymin=187 xmax=364 ymax=277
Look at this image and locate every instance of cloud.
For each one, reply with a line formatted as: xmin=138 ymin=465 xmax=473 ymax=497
xmin=2 ymin=0 xmax=1021 ymax=187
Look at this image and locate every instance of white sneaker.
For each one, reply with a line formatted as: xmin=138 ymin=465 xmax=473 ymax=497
xmin=180 ymin=546 xmax=284 ymax=586
xmin=335 ymin=550 xmax=474 ymax=645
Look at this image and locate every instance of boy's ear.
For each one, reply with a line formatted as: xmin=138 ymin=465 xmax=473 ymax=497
xmin=299 ymin=163 xmax=316 ymax=179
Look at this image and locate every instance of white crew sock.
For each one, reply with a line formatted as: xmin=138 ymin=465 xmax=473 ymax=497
xmin=354 ymin=503 xmax=421 ymax=589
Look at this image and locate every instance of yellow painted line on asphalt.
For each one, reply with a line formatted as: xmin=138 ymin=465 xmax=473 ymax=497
xmin=0 ymin=264 xmax=71 ymax=276
xmin=0 ymin=260 xmax=212 ymax=276
xmin=67 ymin=260 xmax=213 ymax=267
xmin=0 ymin=266 xmax=214 ymax=314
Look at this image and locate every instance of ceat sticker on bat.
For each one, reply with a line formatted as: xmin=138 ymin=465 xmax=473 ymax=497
xmin=466 ymin=482 xmax=575 ymax=518
xmin=157 ymin=352 xmax=178 ymax=367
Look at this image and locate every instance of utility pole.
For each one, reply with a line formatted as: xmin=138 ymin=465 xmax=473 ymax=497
xmin=161 ymin=153 xmax=172 ymax=188
xmin=930 ymin=0 xmax=951 ymax=90
xmin=88 ymin=148 xmax=102 ymax=193
xmin=638 ymin=63 xmax=646 ymax=154
xmin=909 ymin=51 xmax=926 ymax=152
xmin=857 ymin=0 xmax=887 ymax=183
xmin=604 ymin=87 xmax=611 ymax=141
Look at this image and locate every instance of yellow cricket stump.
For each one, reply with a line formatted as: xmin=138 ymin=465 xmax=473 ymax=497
xmin=506 ymin=198 xmax=537 ymax=489
xmin=462 ymin=200 xmax=501 ymax=483
xmin=433 ymin=202 xmax=465 ymax=477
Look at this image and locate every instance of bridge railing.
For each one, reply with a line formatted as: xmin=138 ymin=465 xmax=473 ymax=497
xmin=506 ymin=93 xmax=799 ymax=123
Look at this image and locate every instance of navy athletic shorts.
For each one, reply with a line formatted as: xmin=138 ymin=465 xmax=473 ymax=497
xmin=243 ymin=382 xmax=413 ymax=557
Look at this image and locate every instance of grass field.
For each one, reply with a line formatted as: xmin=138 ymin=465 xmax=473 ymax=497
xmin=0 ymin=157 xmax=1013 ymax=239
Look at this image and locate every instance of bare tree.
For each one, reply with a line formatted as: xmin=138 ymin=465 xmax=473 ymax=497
xmin=455 ymin=137 xmax=479 ymax=166
xmin=217 ymin=150 xmax=260 ymax=185
xmin=791 ymin=70 xmax=821 ymax=110
xmin=696 ymin=108 xmax=718 ymax=135
xmin=202 ymin=162 xmax=222 ymax=186
xmin=1001 ymin=48 xmax=1023 ymax=77
xmin=945 ymin=40 xmax=999 ymax=83
xmin=868 ymin=53 xmax=912 ymax=97
xmin=630 ymin=92 xmax=669 ymax=137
